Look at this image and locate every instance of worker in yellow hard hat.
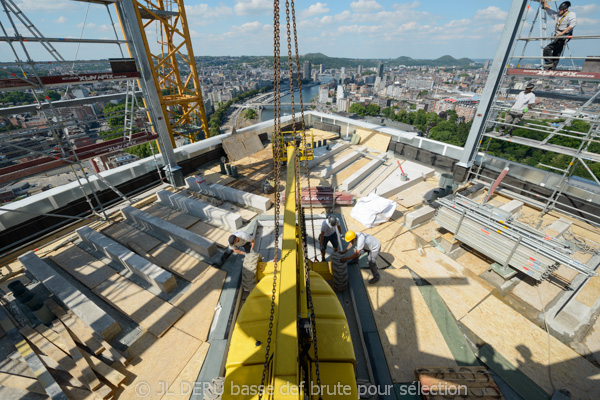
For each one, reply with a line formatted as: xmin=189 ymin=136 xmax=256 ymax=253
xmin=341 ymin=230 xmax=381 ymax=284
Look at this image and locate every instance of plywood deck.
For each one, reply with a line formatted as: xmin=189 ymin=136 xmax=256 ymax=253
xmin=461 ymin=295 xmax=600 ymax=398
xmin=333 ymin=157 xmax=370 ymax=184
xmin=93 ymin=274 xmax=183 ymax=338
xmin=396 ymin=180 xmax=437 ymax=209
xmin=101 ymin=221 xmax=162 ymax=253
xmin=118 ymin=329 xmax=204 ymax=400
xmin=362 ymin=267 xmax=457 ymax=382
xmin=380 ymin=232 xmax=494 ymax=320
xmin=142 ymin=203 xmax=200 ymax=229
xmin=50 ymin=245 xmax=117 ymax=289
xmin=172 ymin=267 xmax=227 ymax=341
xmin=355 ymin=128 xmax=392 ymax=152
xmin=147 ymin=244 xmax=211 ymax=283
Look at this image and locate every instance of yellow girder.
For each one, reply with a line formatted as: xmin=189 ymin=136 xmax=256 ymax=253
xmin=222 ymin=147 xmax=357 ymax=399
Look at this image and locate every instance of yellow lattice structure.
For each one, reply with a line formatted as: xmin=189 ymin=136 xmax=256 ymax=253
xmin=122 ymin=0 xmax=209 ymax=146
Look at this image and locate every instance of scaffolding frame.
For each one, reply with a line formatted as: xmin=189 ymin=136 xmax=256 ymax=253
xmin=0 ymin=0 xmax=175 ymax=230
xmin=461 ymin=0 xmax=600 ymax=225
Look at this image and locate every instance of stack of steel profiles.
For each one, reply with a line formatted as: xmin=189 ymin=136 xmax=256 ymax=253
xmin=434 ymin=195 xmax=596 ymax=281
xmin=435 ymin=207 xmax=553 ymax=280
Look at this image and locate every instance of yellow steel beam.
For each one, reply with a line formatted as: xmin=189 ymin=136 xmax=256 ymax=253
xmin=272 ymin=145 xmax=301 ymax=399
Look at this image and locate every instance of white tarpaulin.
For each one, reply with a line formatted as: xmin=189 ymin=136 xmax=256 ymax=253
xmin=350 ymin=193 xmax=397 ymax=228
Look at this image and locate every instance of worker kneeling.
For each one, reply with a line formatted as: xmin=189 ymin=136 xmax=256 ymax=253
xmin=341 ymin=230 xmax=381 ymax=284
xmin=217 ymin=231 xmax=255 ymax=266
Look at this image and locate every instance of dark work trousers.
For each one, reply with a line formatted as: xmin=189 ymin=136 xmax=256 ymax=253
xmin=221 ymin=242 xmax=252 ymax=263
xmin=543 ymin=38 xmax=567 ymax=69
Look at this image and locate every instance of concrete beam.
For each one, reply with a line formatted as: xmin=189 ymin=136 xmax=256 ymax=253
xmin=320 ymin=147 xmax=366 ymax=178
xmin=156 ymin=190 xmax=242 ymax=230
xmin=544 ymin=217 xmax=573 ymax=238
xmin=185 ymin=178 xmax=271 ymax=212
xmin=76 ymin=226 xmax=176 ymax=294
xmin=499 ymin=200 xmax=523 ymax=215
xmin=18 ymin=251 xmax=121 ymax=341
xmin=405 ymin=206 xmax=436 ymax=229
xmin=339 ymin=156 xmax=386 ymax=191
xmin=308 ymin=142 xmax=350 ymax=169
xmin=121 ymin=206 xmax=217 ymax=257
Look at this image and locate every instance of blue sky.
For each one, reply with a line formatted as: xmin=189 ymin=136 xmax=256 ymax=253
xmin=1 ymin=0 xmax=599 ymax=61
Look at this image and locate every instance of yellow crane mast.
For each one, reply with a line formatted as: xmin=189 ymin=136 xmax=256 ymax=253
xmin=117 ymin=0 xmax=210 ymax=147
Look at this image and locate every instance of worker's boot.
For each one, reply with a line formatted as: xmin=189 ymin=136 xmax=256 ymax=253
xmin=215 ymin=249 xmax=232 ymax=267
xmin=368 ymin=261 xmax=380 ymax=284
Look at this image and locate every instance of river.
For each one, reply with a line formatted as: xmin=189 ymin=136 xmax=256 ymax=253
xmin=260 ymin=77 xmax=332 ymax=122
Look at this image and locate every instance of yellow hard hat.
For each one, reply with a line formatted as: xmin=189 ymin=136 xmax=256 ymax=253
xmin=345 ymin=231 xmax=356 ymax=242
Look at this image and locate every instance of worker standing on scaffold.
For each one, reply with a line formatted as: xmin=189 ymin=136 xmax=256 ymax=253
xmin=541 ymin=1 xmax=577 ymax=70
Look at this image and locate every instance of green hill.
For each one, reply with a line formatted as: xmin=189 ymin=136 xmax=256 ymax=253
xmin=391 ymin=55 xmax=478 ymax=67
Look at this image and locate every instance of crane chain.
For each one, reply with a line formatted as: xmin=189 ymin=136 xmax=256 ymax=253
xmin=290 ymin=0 xmax=318 ymax=261
xmin=288 ymin=0 xmax=322 ymax=397
xmin=258 ymin=1 xmax=282 ymax=398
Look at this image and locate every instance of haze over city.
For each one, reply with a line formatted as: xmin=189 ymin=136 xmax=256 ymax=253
xmin=3 ymin=0 xmax=599 ymax=61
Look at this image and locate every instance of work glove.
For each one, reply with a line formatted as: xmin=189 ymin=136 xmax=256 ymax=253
xmin=523 ymin=107 xmax=529 ymax=113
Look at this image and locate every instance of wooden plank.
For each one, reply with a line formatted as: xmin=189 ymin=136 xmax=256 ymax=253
xmin=60 ymin=386 xmax=95 ymax=400
xmin=34 ymin=324 xmax=69 ymax=354
xmin=0 ymin=371 xmax=46 ymax=395
xmin=101 ymin=221 xmax=162 ymax=253
xmin=79 ymin=349 xmax=126 ymax=388
xmin=46 ymin=300 xmax=105 ymax=356
xmin=161 ymin=341 xmax=210 ymax=400
xmin=143 ymin=203 xmax=200 ymax=229
xmin=119 ymin=328 xmax=203 ymax=400
xmin=19 ymin=326 xmax=86 ymax=388
xmin=362 ymin=267 xmax=457 ymax=382
xmin=355 ymin=128 xmax=391 ymax=152
xmin=54 ymin=320 xmax=102 ymax=391
xmin=49 ymin=245 xmax=116 ymax=290
xmin=173 ymin=267 xmax=227 ymax=341
xmin=92 ymin=274 xmax=183 ymax=338
xmin=461 ymin=295 xmax=600 ymax=398
xmin=146 ymin=243 xmax=211 ymax=283
xmin=0 ymin=311 xmax=68 ymax=400
xmin=0 ymin=261 xmax=24 ymax=283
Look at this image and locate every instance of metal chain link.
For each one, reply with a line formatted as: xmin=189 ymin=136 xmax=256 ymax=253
xmin=258 ymin=1 xmax=282 ymax=398
xmin=285 ymin=0 xmax=323 ymax=397
xmin=290 ymin=0 xmax=318 ymax=262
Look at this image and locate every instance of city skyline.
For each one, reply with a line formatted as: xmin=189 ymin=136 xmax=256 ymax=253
xmin=0 ymin=1 xmax=598 ymax=62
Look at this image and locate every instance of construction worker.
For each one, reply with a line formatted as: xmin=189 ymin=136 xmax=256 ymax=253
xmin=319 ymin=215 xmax=343 ymax=261
xmin=541 ymin=1 xmax=577 ymax=70
xmin=499 ymin=83 xmax=536 ymax=137
xmin=217 ymin=231 xmax=255 ymax=266
xmin=341 ymin=231 xmax=381 ymax=284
